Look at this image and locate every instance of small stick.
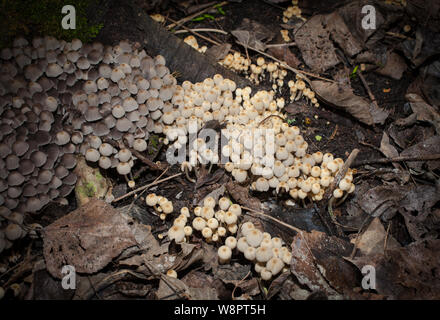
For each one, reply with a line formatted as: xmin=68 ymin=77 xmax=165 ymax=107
xmin=174 ymin=28 xmax=228 ymax=35
xmin=127 ymin=167 xmax=169 ymax=213
xmin=232 ymin=270 xmax=251 ymax=300
xmin=257 ymin=114 xmax=285 ymax=127
xmin=349 ymin=216 xmax=371 ymax=259
xmin=384 ymin=221 xmax=391 ymax=254
xmin=353 ymin=154 xmax=440 ymax=167
xmin=112 ymin=173 xmax=182 ymax=203
xmin=130 ymin=148 xmax=166 ymax=171
xmin=166 ymin=17 xmax=222 ymax=46
xmin=358 ymin=71 xmax=380 ymax=110
xmin=326 ymin=148 xmax=360 ymax=199
xmin=265 ymin=42 xmax=296 ymax=48
xmin=166 ymin=1 xmax=229 ymax=30
xmin=241 ymin=206 xmax=303 ymax=234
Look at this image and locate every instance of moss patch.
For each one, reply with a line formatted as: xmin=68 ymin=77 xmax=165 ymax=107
xmin=0 ymin=0 xmax=104 ymax=48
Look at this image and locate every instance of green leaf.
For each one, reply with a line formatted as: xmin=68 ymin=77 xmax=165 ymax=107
xmin=192 ymin=16 xmax=206 ymax=22
xmin=215 ymin=5 xmax=226 ymax=15
xmin=315 ymin=135 xmax=322 ymax=141
xmin=350 ymin=65 xmax=359 ymax=79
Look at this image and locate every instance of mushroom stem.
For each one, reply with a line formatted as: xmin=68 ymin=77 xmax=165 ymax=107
xmin=208 ymin=162 xmax=214 ymax=174
xmin=335 ymin=192 xmax=349 ymax=207
xmin=185 ymin=166 xmax=196 ymax=183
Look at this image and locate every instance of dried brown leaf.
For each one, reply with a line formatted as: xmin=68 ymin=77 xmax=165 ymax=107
xmin=43 ymin=200 xmax=137 ymax=279
xmin=311 ymin=80 xmax=389 ymax=125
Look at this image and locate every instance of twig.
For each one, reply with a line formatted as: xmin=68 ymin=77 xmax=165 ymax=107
xmin=257 ymin=114 xmax=285 ymax=127
xmin=174 ymin=28 xmax=228 ymax=35
xmin=241 ymin=206 xmax=303 ymax=234
xmin=349 ymin=216 xmax=372 ymax=259
xmin=384 ymin=221 xmax=391 ymax=254
xmin=353 ymin=154 xmax=440 ymax=167
xmin=326 ymin=148 xmax=360 ymax=200
xmin=166 ymin=17 xmax=222 ymax=46
xmin=320 ymin=149 xmax=359 ymax=237
xmin=127 ymin=167 xmax=169 ymax=213
xmin=358 ymin=71 xmax=380 ymax=110
xmin=112 ymin=173 xmax=182 ymax=203
xmin=235 ymin=40 xmax=336 ymax=83
xmin=131 ymin=148 xmax=166 ymax=171
xmin=232 ymin=270 xmax=251 ymax=300
xmin=265 ymin=42 xmax=296 ymax=48
xmin=166 ymin=1 xmax=229 ymax=30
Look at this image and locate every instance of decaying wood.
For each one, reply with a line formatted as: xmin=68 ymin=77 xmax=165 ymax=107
xmin=128 ymin=0 xmax=254 ymax=88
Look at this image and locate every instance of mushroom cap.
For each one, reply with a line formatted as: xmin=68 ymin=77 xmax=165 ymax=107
xmin=26 ymin=196 xmax=43 ymax=212
xmin=85 ymin=148 xmax=100 ymax=162
xmin=92 ymin=122 xmax=110 ymax=137
xmin=116 ymin=161 xmax=131 ymax=175
xmin=84 ymin=106 xmax=102 ymax=122
xmin=76 ymin=56 xmax=90 ymax=70
xmin=62 ymin=172 xmax=77 ymax=185
xmin=99 ymin=143 xmax=113 ymax=157
xmin=133 ymin=139 xmax=147 ymax=152
xmin=18 ymin=159 xmax=35 ymax=175
xmin=115 ymin=117 xmax=132 ymax=132
xmin=5 ymin=223 xmax=23 ymax=241
xmin=46 ymin=63 xmax=63 ymax=78
xmin=60 ymin=153 xmax=77 ymax=169
xmin=54 ymin=165 xmax=69 ymax=179
xmin=30 ymin=151 xmax=47 ymax=167
xmin=55 ymin=130 xmax=71 ymax=145
xmin=122 ymin=97 xmax=138 ymax=112
xmin=37 ymin=169 xmax=54 ymax=184
xmin=5 ymin=154 xmax=20 ymax=170
xmin=49 ymin=176 xmax=63 ymax=189
xmin=8 ymin=171 xmax=25 ymax=186
xmin=117 ymin=148 xmax=132 ymax=162
xmin=24 ymin=64 xmax=44 ymax=82
xmin=98 ymin=156 xmax=112 ymax=169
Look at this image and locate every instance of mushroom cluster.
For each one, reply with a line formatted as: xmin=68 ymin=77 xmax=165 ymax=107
xmin=282 ymin=1 xmax=305 ymax=23
xmin=158 ymin=73 xmax=354 ymax=202
xmin=167 ymin=196 xmax=241 ymax=244
xmin=145 ymin=193 xmax=174 ymax=220
xmin=234 ymin=221 xmax=292 ymax=280
xmin=64 ymin=39 xmax=177 ymax=178
xmin=183 ymin=36 xmax=208 ymax=54
xmin=219 ymin=52 xmax=252 ymax=74
xmin=0 ymin=36 xmax=83 ymax=251
xmin=287 ymin=75 xmax=319 ymax=107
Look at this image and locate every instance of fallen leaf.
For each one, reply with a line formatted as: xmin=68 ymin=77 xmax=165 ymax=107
xmin=294 ymin=15 xmax=340 ymax=72
xmin=396 ymin=94 xmax=440 ymax=134
xmin=290 ymin=230 xmax=357 ymax=299
xmin=400 ymin=135 xmax=440 ymax=171
xmin=346 ymin=239 xmax=440 ymax=299
xmin=43 ymin=200 xmax=137 ymax=279
xmin=311 ymin=80 xmax=389 ymax=125
xmin=354 ymin=217 xmax=401 ymax=256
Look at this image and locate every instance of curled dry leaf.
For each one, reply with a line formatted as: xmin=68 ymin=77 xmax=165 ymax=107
xmin=396 ymin=94 xmax=440 ymax=134
xmin=290 ymin=230 xmax=357 ymax=299
xmin=311 ymin=80 xmax=389 ymax=125
xmin=43 ymin=199 xmax=137 ymax=279
xmin=346 ymin=239 xmax=440 ymax=299
xmin=400 ymin=135 xmax=440 ymax=171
